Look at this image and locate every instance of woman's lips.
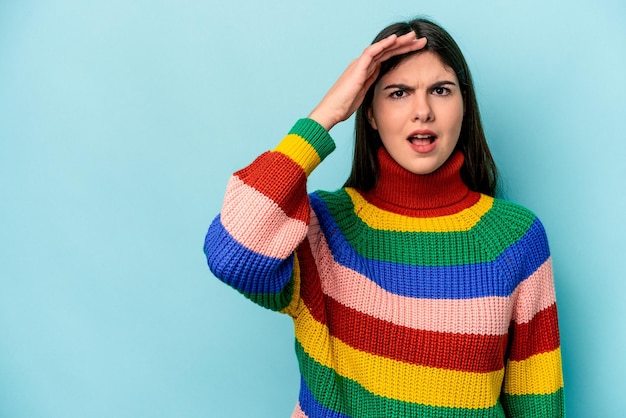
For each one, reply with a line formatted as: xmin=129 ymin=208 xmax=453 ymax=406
xmin=407 ymin=130 xmax=437 ymax=153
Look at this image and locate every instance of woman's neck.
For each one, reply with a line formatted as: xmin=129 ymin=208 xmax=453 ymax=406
xmin=360 ymin=147 xmax=479 ymax=217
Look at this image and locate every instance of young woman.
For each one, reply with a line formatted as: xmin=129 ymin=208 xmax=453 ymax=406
xmin=204 ymin=18 xmax=564 ymax=418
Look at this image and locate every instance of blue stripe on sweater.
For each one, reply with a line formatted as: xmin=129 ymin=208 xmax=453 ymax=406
xmin=204 ymin=215 xmax=294 ymax=295
xmin=299 ymin=375 xmax=351 ymax=418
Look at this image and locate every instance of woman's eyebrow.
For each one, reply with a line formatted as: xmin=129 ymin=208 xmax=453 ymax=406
xmin=431 ymin=80 xmax=458 ymax=88
xmin=382 ymin=83 xmax=414 ymax=91
xmin=382 ymin=80 xmax=458 ymax=91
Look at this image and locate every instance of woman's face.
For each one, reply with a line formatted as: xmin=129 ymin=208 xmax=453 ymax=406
xmin=368 ymin=51 xmax=464 ymax=175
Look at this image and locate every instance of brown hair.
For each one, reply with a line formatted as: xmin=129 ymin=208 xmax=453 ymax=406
xmin=344 ymin=17 xmax=498 ymax=196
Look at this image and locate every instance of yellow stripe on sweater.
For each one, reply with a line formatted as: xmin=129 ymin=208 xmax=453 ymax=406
xmin=346 ymin=188 xmax=494 ymax=233
xmin=504 ymin=348 xmax=564 ymax=395
xmin=281 ymin=255 xmax=301 ymax=318
xmin=294 ymin=303 xmax=504 ymax=409
xmin=274 ymin=134 xmax=321 ymax=177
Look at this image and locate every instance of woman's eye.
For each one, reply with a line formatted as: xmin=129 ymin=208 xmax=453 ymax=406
xmin=390 ymin=90 xmax=406 ymax=99
xmin=433 ymin=87 xmax=450 ymax=96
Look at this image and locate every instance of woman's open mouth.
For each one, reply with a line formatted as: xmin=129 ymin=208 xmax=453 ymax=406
xmin=407 ymin=130 xmax=438 ymax=153
xmin=409 ymin=133 xmax=436 ymax=145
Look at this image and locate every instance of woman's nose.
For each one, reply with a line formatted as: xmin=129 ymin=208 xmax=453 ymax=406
xmin=412 ymin=95 xmax=433 ymax=122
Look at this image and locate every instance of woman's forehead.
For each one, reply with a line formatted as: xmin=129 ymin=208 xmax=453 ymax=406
xmin=379 ymin=52 xmax=458 ymax=85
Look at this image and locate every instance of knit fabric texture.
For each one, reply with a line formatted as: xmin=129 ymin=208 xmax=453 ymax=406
xmin=204 ymin=118 xmax=564 ymax=417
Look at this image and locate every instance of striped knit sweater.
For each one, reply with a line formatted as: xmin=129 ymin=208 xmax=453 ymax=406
xmin=204 ymin=118 xmax=564 ymax=417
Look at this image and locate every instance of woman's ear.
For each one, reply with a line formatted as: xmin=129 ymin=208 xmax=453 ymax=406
xmin=367 ymin=107 xmax=378 ymax=130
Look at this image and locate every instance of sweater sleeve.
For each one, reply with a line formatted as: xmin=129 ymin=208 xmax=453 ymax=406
xmin=203 ymin=118 xmax=335 ymax=313
xmin=501 ymin=217 xmax=565 ymax=417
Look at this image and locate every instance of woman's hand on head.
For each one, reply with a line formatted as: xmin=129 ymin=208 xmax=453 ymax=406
xmin=308 ymin=31 xmax=427 ymax=131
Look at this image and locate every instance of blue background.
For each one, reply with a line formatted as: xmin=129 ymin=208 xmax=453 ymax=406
xmin=1 ymin=1 xmax=625 ymax=417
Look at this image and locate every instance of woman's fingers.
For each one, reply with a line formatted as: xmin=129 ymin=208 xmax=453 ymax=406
xmin=358 ymin=33 xmax=426 ymax=85
xmin=371 ymin=35 xmax=427 ymax=63
xmin=364 ymin=32 xmax=421 ymax=58
xmin=308 ymin=32 xmax=428 ymax=131
xmin=362 ymin=33 xmax=400 ymax=59
xmin=358 ymin=34 xmax=426 ymax=91
xmin=354 ymin=32 xmax=426 ymax=84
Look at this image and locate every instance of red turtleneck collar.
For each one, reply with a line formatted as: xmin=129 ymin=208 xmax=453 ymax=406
xmin=359 ymin=147 xmax=480 ymax=217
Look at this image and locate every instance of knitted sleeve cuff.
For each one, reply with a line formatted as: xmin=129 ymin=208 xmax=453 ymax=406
xmin=273 ymin=118 xmax=336 ymax=177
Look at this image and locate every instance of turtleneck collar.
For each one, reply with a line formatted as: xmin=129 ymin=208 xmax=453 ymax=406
xmin=359 ymin=147 xmax=479 ymax=217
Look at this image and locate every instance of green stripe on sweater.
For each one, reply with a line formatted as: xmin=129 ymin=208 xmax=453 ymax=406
xmin=289 ymin=118 xmax=336 ymax=161
xmin=501 ymin=389 xmax=565 ymax=417
xmin=240 ymin=277 xmax=294 ymax=312
xmin=317 ymin=189 xmax=536 ymax=266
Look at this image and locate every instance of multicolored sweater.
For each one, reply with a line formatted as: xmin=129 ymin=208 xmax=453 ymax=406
xmin=204 ymin=118 xmax=564 ymax=417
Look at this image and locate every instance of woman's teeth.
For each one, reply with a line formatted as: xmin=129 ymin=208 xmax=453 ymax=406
xmin=410 ymin=135 xmax=435 ymax=144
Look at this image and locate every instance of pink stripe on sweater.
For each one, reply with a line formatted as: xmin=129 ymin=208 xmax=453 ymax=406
xmin=308 ymin=214 xmax=557 ymax=334
xmin=221 ymin=175 xmax=307 ymax=259
xmin=510 ymin=258 xmax=556 ymax=324
xmin=307 ymin=220 xmax=511 ymax=336
xmin=291 ymin=402 xmax=308 ymax=418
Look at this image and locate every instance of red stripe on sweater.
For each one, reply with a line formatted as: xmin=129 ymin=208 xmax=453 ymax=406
xmin=328 ymin=295 xmax=507 ymax=373
xmin=295 ymin=237 xmax=327 ymax=321
xmin=297 ymin=239 xmax=508 ymax=373
xmin=234 ymin=151 xmax=309 ymax=223
xmin=508 ymin=303 xmax=561 ymax=361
